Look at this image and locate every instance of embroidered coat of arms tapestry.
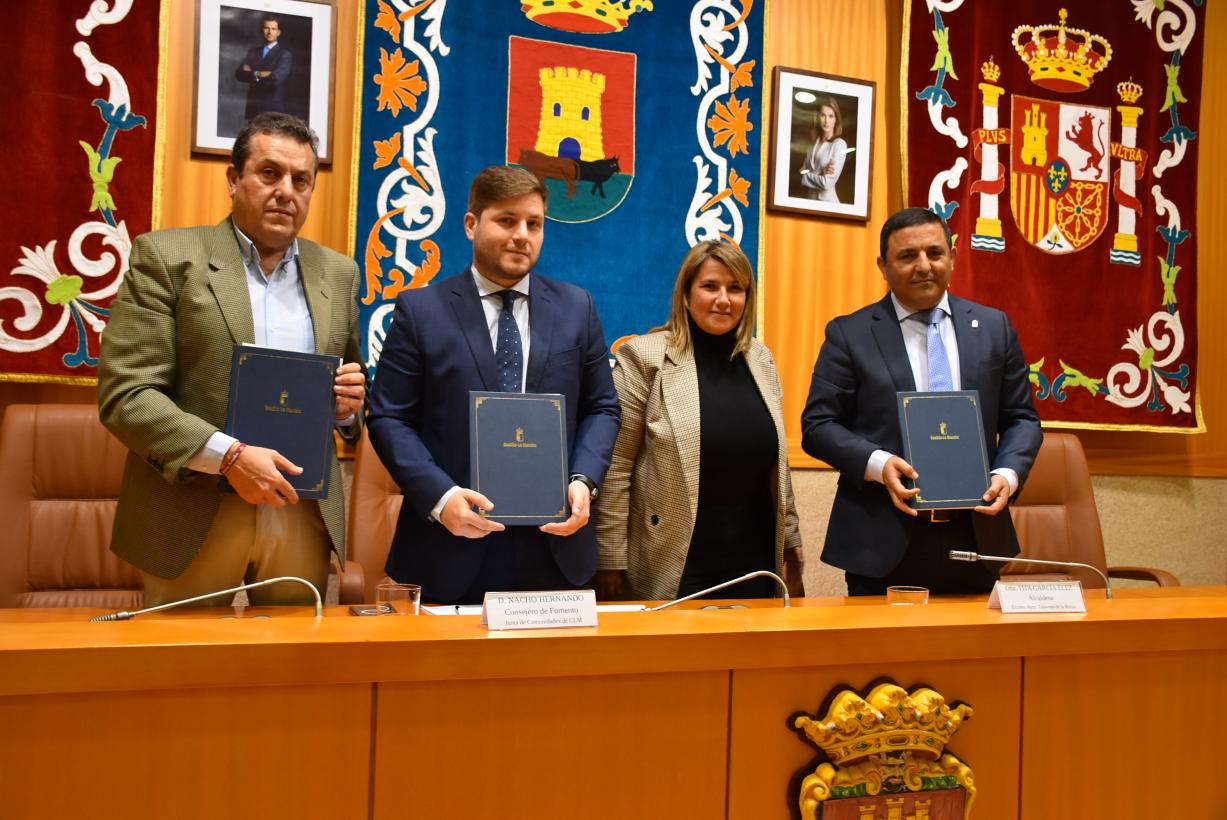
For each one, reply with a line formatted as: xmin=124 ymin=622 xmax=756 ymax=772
xmin=905 ymin=0 xmax=1205 ymax=431
xmin=353 ymin=0 xmax=764 ymax=371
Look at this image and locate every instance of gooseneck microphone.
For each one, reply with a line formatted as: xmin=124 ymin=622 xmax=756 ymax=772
xmin=948 ymin=550 xmax=1112 ymax=599
xmin=644 ymin=571 xmax=791 ymax=612
xmin=89 ymin=576 xmax=324 ymax=621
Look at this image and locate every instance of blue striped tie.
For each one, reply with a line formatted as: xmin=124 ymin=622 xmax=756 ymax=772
xmin=495 ymin=290 xmax=523 ymax=392
xmin=916 ymin=307 xmax=953 ymax=391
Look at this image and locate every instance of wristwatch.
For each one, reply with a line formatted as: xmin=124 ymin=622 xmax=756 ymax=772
xmin=569 ymin=473 xmax=598 ymax=500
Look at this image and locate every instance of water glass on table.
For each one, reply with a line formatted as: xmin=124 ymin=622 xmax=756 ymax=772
xmin=376 ymin=582 xmax=422 ymax=615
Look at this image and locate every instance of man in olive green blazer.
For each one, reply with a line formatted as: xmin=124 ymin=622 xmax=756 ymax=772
xmin=98 ymin=113 xmax=364 ymax=606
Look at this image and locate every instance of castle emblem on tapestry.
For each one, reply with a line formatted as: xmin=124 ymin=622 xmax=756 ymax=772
xmin=906 ymin=2 xmax=1204 ymax=431
xmin=354 ymin=0 xmax=764 ymax=373
xmin=507 ymin=37 xmax=635 ymax=224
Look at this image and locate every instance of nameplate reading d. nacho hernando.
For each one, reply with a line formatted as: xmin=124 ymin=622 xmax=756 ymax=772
xmin=470 ymin=391 xmax=568 ymax=525
xmin=481 ymin=590 xmax=598 ymax=630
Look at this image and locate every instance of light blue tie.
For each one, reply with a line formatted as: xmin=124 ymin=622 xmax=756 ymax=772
xmin=916 ymin=307 xmax=953 ymax=391
xmin=494 ymin=290 xmax=523 ymax=392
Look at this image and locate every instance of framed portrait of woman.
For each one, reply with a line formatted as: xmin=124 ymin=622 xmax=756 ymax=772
xmin=767 ymin=67 xmax=875 ymax=221
xmin=192 ymin=0 xmax=336 ymax=163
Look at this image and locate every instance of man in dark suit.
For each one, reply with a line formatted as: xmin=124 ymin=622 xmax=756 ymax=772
xmin=801 ymin=207 xmax=1042 ymax=595
xmin=235 ymin=15 xmax=293 ymax=121
xmin=368 ymin=165 xmax=621 ymax=604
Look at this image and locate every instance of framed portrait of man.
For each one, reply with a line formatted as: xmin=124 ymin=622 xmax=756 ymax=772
xmin=767 ymin=66 xmax=875 ymax=221
xmin=192 ymin=0 xmax=336 ymax=163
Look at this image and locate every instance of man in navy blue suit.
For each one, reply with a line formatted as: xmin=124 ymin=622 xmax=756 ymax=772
xmin=801 ymin=207 xmax=1042 ymax=596
xmin=368 ymin=166 xmax=621 ymax=604
xmin=235 ymin=16 xmax=293 ymax=121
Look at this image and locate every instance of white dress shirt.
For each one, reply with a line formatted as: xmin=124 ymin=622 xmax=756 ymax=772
xmin=186 ymin=223 xmax=352 ymax=474
xmin=865 ymin=292 xmax=1018 ymax=494
xmin=472 ymin=265 xmax=531 ymax=392
xmin=430 ymin=266 xmax=534 ymax=520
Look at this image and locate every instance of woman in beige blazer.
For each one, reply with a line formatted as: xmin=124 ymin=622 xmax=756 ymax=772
xmin=594 ymin=241 xmax=804 ymax=601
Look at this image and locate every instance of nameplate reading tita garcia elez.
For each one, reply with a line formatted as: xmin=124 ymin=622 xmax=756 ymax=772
xmin=481 ymin=590 xmax=598 ymax=630
xmin=989 ymin=580 xmax=1087 ymax=613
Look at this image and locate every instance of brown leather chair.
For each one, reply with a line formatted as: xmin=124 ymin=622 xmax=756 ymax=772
xmin=0 ymin=403 xmax=143 ymax=608
xmin=335 ymin=429 xmax=401 ymax=604
xmin=1008 ymin=432 xmax=1178 ymax=588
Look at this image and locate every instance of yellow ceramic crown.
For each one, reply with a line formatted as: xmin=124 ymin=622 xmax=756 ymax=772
xmin=794 ymin=682 xmax=973 ymax=765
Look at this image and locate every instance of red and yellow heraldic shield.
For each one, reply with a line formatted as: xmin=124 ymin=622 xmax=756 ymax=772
xmin=1010 ymin=94 xmax=1111 ymax=254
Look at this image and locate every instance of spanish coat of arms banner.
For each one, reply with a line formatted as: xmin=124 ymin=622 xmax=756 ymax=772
xmin=353 ymin=0 xmax=764 ymax=371
xmin=0 ymin=1 xmax=159 ymax=384
xmin=904 ymin=0 xmax=1205 ymax=431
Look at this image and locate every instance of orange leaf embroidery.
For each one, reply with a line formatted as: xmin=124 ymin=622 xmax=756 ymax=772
xmin=728 ymin=169 xmax=751 ymax=207
xmin=707 ymin=95 xmax=753 ymax=158
xmin=373 ymin=132 xmax=402 ymax=170
xmin=374 ymin=0 xmax=401 ymax=42
xmin=729 ymin=60 xmax=755 ymax=93
xmin=375 ymin=48 xmax=427 ymax=117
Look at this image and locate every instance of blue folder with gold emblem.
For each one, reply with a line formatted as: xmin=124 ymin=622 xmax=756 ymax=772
xmin=470 ymin=391 xmax=568 ymax=525
xmin=221 ymin=345 xmax=339 ymax=499
xmin=897 ymin=391 xmax=991 ymax=510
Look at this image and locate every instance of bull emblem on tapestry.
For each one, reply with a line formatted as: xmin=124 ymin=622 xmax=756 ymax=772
xmin=506 ymin=37 xmax=636 ymax=224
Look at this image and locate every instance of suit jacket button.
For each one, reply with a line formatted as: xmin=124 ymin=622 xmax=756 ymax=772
xmin=650 ymin=514 xmax=659 ymax=525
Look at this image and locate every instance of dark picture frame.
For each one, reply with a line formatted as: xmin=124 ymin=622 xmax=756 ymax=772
xmin=192 ymin=0 xmax=336 ymax=163
xmin=767 ymin=66 xmax=875 ymax=221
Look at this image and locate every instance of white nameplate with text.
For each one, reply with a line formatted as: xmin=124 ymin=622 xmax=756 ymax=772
xmin=482 ymin=590 xmax=598 ymax=630
xmin=989 ymin=580 xmax=1086 ymax=613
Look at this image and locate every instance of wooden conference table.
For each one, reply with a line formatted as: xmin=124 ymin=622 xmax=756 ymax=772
xmin=1 ymin=586 xmax=1225 ymax=820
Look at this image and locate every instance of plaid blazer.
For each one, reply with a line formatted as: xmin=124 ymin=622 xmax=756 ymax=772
xmin=594 ymin=332 xmax=802 ymax=600
xmin=98 ymin=219 xmax=362 ymax=579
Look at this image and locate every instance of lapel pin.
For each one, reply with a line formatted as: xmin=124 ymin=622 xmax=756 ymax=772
xmin=971 ymin=319 xmax=979 ymax=328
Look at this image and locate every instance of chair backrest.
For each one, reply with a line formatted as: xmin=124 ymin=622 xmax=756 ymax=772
xmin=344 ymin=429 xmax=402 ymax=601
xmin=1008 ymin=432 xmax=1108 ymax=588
xmin=0 ymin=404 xmax=143 ymax=608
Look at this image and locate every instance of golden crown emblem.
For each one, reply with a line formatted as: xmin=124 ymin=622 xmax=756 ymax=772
xmin=980 ymin=57 xmax=1001 ymax=83
xmin=521 ymin=0 xmax=653 ymax=34
xmin=1117 ymin=78 xmax=1143 ymax=104
xmin=1011 ymin=8 xmax=1112 ymax=92
xmin=794 ymin=682 xmax=972 ymax=765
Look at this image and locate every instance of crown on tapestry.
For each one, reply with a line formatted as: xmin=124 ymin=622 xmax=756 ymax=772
xmin=1011 ymin=8 xmax=1112 ymax=93
xmin=980 ymin=57 xmax=1001 ymax=83
xmin=521 ymin=0 xmax=654 ymax=34
xmin=1117 ymin=78 xmax=1143 ymax=104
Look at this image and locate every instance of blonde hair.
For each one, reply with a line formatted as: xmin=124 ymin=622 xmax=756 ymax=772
xmin=656 ymin=240 xmax=756 ymax=357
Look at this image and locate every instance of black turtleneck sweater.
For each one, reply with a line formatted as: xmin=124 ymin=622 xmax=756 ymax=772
xmin=678 ymin=319 xmax=778 ymax=599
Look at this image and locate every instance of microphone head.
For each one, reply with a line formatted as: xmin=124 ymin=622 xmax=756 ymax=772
xmin=89 ymin=611 xmax=133 ymax=622
xmin=948 ymin=550 xmax=979 ymax=562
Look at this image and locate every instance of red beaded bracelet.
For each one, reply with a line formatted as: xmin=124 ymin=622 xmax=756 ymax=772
xmin=219 ymin=442 xmax=247 ymax=475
